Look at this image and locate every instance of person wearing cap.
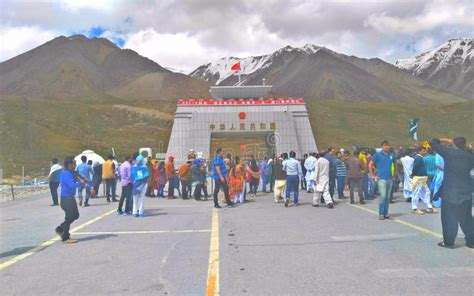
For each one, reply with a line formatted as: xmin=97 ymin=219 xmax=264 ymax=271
xmin=131 ymin=155 xmax=149 ymax=217
xmin=55 ymin=156 xmax=94 ymax=244
xmin=430 ymin=137 xmax=474 ymax=249
xmin=166 ymin=156 xmax=176 ymax=199
xmin=212 ymin=148 xmax=233 ymax=208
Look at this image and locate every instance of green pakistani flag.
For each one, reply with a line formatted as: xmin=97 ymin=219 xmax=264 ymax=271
xmin=409 ymin=118 xmax=419 ymax=140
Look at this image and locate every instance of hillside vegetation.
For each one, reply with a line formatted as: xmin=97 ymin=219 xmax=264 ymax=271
xmin=1 ymin=97 xmax=472 ymax=177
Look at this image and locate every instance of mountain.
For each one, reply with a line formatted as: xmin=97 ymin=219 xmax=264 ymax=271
xmin=395 ymin=38 xmax=473 ymax=98
xmin=0 ymin=35 xmax=211 ymax=100
xmin=190 ymin=44 xmax=466 ymax=103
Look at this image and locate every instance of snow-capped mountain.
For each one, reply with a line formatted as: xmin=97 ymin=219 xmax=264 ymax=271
xmin=190 ymin=44 xmax=322 ymax=85
xmin=395 ymin=38 xmax=473 ymax=97
xmin=189 ymin=44 xmax=465 ymax=103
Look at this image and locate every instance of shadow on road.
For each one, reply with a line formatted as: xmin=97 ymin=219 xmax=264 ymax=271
xmin=0 ymin=246 xmax=37 ymax=258
xmin=77 ymin=234 xmax=117 ymax=242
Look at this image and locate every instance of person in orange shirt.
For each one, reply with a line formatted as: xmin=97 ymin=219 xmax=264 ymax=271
xmin=178 ymin=161 xmax=192 ymax=199
xmin=166 ymin=156 xmax=176 ymax=199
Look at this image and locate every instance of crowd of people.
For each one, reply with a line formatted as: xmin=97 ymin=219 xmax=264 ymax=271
xmin=48 ymin=137 xmax=473 ymax=248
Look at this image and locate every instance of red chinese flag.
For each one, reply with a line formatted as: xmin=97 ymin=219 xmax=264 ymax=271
xmin=231 ymin=61 xmax=241 ymax=71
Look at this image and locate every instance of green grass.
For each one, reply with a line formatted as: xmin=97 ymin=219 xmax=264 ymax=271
xmin=1 ymin=96 xmax=473 ymax=178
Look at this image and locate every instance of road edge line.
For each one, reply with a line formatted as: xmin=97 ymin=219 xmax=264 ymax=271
xmin=206 ymin=208 xmax=220 ymax=296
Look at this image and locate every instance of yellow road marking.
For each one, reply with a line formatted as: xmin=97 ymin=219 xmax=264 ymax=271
xmin=0 ymin=209 xmax=115 ymax=271
xmin=351 ymin=204 xmax=474 ymax=252
xmin=351 ymin=204 xmax=443 ymax=238
xmin=73 ymin=230 xmax=211 ymax=235
xmin=206 ymin=208 xmax=220 ymax=296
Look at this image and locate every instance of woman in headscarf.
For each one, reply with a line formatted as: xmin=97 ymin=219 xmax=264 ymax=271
xmin=246 ymin=158 xmax=261 ymax=198
xmin=230 ymin=156 xmax=245 ymax=204
xmin=131 ymin=155 xmax=149 ymax=217
xmin=156 ymin=161 xmax=166 ymax=198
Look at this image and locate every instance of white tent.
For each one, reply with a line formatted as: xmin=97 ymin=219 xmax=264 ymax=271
xmin=74 ymin=150 xmax=105 ymax=167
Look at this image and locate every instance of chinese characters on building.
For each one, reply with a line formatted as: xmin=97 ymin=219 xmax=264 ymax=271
xmin=209 ymin=122 xmax=276 ymax=131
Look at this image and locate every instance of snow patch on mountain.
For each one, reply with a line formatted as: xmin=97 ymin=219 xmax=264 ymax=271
xmin=395 ymin=38 xmax=473 ymax=78
xmin=190 ymin=44 xmax=322 ymax=85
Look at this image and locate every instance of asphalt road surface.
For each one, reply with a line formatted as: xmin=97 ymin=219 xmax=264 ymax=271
xmin=1 ymin=189 xmax=473 ymax=295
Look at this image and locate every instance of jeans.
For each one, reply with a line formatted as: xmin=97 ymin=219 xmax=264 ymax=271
xmin=118 ymin=183 xmax=132 ymax=212
xmin=366 ymin=175 xmax=376 ymax=199
xmin=49 ymin=181 xmax=59 ymax=205
xmin=285 ymin=175 xmax=299 ymax=203
xmin=377 ymin=179 xmax=393 ymax=216
xmin=105 ymin=179 xmax=116 ymax=200
xmin=362 ymin=173 xmax=369 ymax=198
xmin=336 ymin=176 xmax=346 ymax=197
xmin=213 ymin=178 xmax=231 ymax=206
xmin=77 ymin=186 xmax=90 ymax=204
xmin=157 ymin=184 xmax=165 ymax=197
xmin=56 ymin=197 xmax=79 ymax=241
xmin=261 ymin=175 xmax=268 ymax=192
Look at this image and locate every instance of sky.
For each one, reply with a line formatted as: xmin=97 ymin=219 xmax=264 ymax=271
xmin=0 ymin=0 xmax=472 ymax=73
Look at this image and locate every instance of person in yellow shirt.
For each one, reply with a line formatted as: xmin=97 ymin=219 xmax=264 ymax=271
xmin=102 ymin=155 xmax=117 ymax=202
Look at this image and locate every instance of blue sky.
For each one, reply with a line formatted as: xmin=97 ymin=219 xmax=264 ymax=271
xmin=0 ymin=0 xmax=472 ymax=72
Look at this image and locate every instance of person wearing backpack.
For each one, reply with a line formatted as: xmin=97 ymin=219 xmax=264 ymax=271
xmin=131 ymin=155 xmax=149 ymax=217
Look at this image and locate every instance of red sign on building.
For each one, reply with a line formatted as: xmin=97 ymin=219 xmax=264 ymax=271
xmin=178 ymin=99 xmax=305 ymax=106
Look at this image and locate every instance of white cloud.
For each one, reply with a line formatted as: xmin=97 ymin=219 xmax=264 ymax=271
xmin=364 ymin=1 xmax=473 ymax=35
xmin=0 ymin=25 xmax=59 ymax=61
xmin=59 ymin=0 xmax=117 ymax=12
xmin=124 ymin=29 xmax=223 ymax=73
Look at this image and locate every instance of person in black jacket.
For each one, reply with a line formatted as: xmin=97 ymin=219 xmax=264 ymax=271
xmin=430 ymin=137 xmax=474 ymax=249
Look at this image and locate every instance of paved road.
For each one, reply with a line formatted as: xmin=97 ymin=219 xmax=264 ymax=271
xmin=1 ymin=190 xmax=473 ymax=295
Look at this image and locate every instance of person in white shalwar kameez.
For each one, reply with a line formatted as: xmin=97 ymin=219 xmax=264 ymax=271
xmin=312 ymin=153 xmax=334 ymax=208
xmin=304 ymin=153 xmax=317 ymax=193
xmin=399 ymin=150 xmax=414 ymax=200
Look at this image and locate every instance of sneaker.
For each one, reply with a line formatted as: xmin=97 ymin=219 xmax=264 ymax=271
xmin=413 ymin=209 xmax=424 ymax=215
xmin=116 ymin=210 xmax=123 ymax=215
xmin=63 ymin=239 xmax=77 ymax=244
xmin=360 ymin=201 xmax=366 ymax=205
xmin=107 ymin=198 xmax=111 ymax=203
xmin=122 ymin=211 xmax=129 ymax=216
xmin=426 ymin=208 xmax=438 ymax=214
xmin=379 ymin=215 xmax=385 ymax=220
xmin=83 ymin=203 xmax=90 ymax=207
xmin=384 ymin=215 xmax=392 ymax=220
xmin=284 ymin=198 xmax=289 ymax=207
xmin=328 ymin=203 xmax=334 ymax=209
xmin=214 ymin=204 xmax=222 ymax=209
xmin=294 ymin=203 xmax=300 ymax=206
